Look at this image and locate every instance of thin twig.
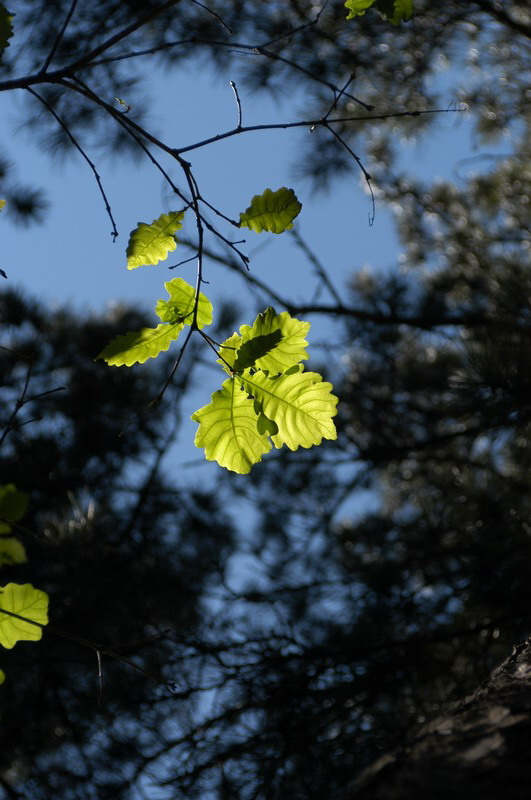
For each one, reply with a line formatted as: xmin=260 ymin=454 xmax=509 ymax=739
xmin=0 ymin=358 xmax=32 ymax=448
xmin=325 ymin=123 xmax=375 ymax=225
xmin=190 ymin=0 xmax=233 ymax=33
xmin=0 ymin=606 xmax=171 ymax=688
xmin=198 ymin=193 xmax=240 ymax=227
xmin=198 ymin=329 xmax=233 ymax=371
xmin=67 ymin=0 xmax=183 ymax=73
xmin=0 ymin=33 xmax=371 ymax=116
xmin=178 ymin=236 xmax=290 ymax=307
xmin=96 ymin=649 xmax=103 ymax=705
xmin=259 ymin=0 xmax=329 ymax=48
xmin=230 ymin=80 xmax=243 ymax=128
xmin=26 ymin=87 xmax=119 ymax=240
xmin=40 ymin=0 xmax=79 ymax=73
xmin=290 ymin=228 xmax=344 ymax=307
xmin=174 ymin=107 xmax=458 ymax=154
xmin=322 ymin=72 xmax=355 ymax=122
xmin=154 ymin=326 xmax=194 ymax=403
xmin=169 ymin=254 xmax=197 ymax=269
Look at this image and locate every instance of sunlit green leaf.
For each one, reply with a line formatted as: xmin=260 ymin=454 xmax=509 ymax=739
xmin=0 ymin=5 xmax=14 ymax=62
xmin=345 ymin=0 xmax=413 ymax=23
xmin=344 ymin=0 xmax=376 ymax=19
xmin=0 ymin=537 xmax=26 ymax=565
xmin=242 ymin=370 xmax=338 ymax=451
xmin=192 ymin=378 xmax=271 ymax=474
xmin=0 ymin=583 xmax=49 ymax=649
xmin=155 ymin=277 xmax=212 ymax=329
xmin=239 ymin=187 xmax=302 ymax=234
xmin=238 ymin=308 xmax=310 ymax=374
xmin=97 ymin=322 xmax=184 ymax=366
xmin=374 ymin=0 xmax=413 ymax=23
xmin=126 ymin=210 xmax=185 ymax=269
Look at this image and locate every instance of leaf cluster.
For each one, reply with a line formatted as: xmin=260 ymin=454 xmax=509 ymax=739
xmin=194 ymin=307 xmax=338 ymax=473
xmin=98 ymin=187 xmax=336 ymax=473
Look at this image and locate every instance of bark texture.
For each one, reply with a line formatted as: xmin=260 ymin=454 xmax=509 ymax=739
xmin=347 ymin=637 xmax=531 ymax=800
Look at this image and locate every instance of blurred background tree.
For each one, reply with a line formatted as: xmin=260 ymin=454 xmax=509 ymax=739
xmin=0 ymin=1 xmax=530 ymax=798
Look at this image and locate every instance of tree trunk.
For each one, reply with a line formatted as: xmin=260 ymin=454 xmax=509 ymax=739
xmin=347 ymin=637 xmax=531 ymax=800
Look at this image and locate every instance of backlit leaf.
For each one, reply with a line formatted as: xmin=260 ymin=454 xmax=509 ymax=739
xmin=0 ymin=537 xmax=26 ymax=565
xmin=97 ymin=322 xmax=184 ymax=366
xmin=374 ymin=0 xmax=413 ymax=23
xmin=239 ymin=188 xmax=302 ymax=234
xmin=0 ymin=5 xmax=14 ymax=62
xmin=344 ymin=0 xmax=376 ymax=19
xmin=242 ymin=370 xmax=338 ymax=451
xmin=155 ymin=277 xmax=212 ymax=329
xmin=345 ymin=0 xmax=413 ymax=23
xmin=126 ymin=210 xmax=185 ymax=269
xmin=192 ymin=378 xmax=271 ymax=474
xmin=0 ymin=583 xmax=49 ymax=649
xmin=238 ymin=308 xmax=310 ymax=374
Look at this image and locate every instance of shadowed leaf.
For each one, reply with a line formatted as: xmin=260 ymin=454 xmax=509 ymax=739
xmin=0 ymin=5 xmax=14 ymax=62
xmin=0 ymin=538 xmax=26 ymax=565
xmin=238 ymin=308 xmax=310 ymax=373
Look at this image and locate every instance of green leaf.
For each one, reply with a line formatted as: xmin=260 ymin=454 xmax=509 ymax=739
xmin=344 ymin=0 xmax=376 ymax=19
xmin=0 ymin=669 xmax=5 ymax=685
xmin=0 ymin=484 xmax=28 ymax=533
xmin=239 ymin=187 xmax=302 ymax=234
xmin=0 ymin=5 xmax=14 ymax=62
xmin=97 ymin=322 xmax=184 ymax=366
xmin=126 ymin=210 xmax=185 ymax=269
xmin=155 ymin=278 xmax=213 ymax=329
xmin=0 ymin=537 xmax=27 ymax=565
xmin=237 ymin=308 xmax=310 ymax=374
xmin=192 ymin=378 xmax=272 ymax=474
xmin=242 ymin=370 xmax=338 ymax=451
xmin=0 ymin=199 xmax=6 ymax=210
xmin=345 ymin=0 xmax=413 ymax=23
xmin=374 ymin=0 xmax=413 ymax=23
xmin=0 ymin=583 xmax=49 ymax=649
xmin=217 ymin=332 xmax=242 ymax=374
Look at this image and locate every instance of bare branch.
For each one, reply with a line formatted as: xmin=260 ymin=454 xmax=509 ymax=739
xmin=40 ymin=0 xmax=79 ymax=72
xmin=230 ymin=80 xmax=243 ymax=128
xmin=26 ymin=87 xmax=119 ymax=240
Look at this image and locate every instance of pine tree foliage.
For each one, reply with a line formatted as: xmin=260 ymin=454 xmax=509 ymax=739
xmin=0 ymin=291 xmax=235 ymax=795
